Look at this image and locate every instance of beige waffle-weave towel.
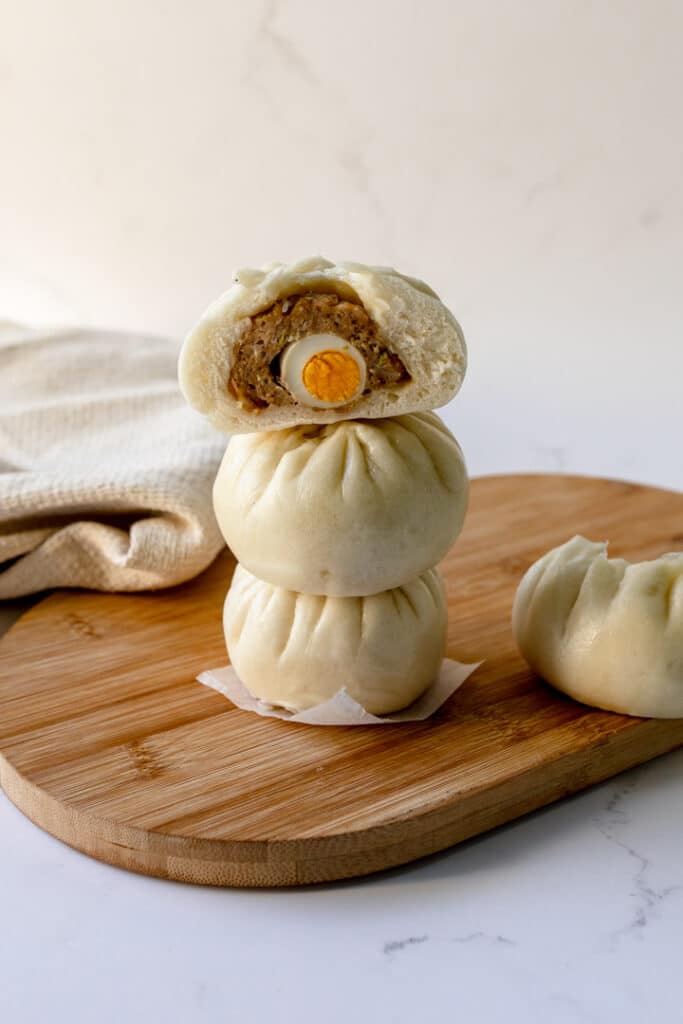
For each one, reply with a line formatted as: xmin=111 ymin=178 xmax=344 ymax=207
xmin=0 ymin=322 xmax=226 ymax=598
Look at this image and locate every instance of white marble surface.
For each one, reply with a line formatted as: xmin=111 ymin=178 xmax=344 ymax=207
xmin=2 ymin=744 xmax=683 ymax=1024
xmin=1 ymin=2 xmax=683 ymax=1021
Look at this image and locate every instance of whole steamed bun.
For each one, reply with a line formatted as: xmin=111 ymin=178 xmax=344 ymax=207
xmin=178 ymin=256 xmax=466 ymax=433
xmin=225 ymin=564 xmax=448 ymax=714
xmin=513 ymin=535 xmax=683 ymax=717
xmin=213 ymin=412 xmax=468 ymax=596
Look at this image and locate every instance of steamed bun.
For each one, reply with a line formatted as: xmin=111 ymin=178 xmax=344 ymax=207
xmin=178 ymin=256 xmax=466 ymax=433
xmin=224 ymin=564 xmax=448 ymax=714
xmin=512 ymin=535 xmax=683 ymax=717
xmin=213 ymin=412 xmax=468 ymax=597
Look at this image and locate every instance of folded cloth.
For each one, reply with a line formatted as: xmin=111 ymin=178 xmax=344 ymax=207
xmin=0 ymin=322 xmax=226 ymax=598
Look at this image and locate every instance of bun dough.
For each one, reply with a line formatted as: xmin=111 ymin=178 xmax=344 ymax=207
xmin=213 ymin=412 xmax=468 ymax=596
xmin=178 ymin=256 xmax=466 ymax=433
xmin=224 ymin=564 xmax=448 ymax=714
xmin=512 ymin=535 xmax=683 ymax=717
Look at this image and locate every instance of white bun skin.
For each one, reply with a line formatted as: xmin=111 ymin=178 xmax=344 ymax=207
xmin=512 ymin=535 xmax=683 ymax=718
xmin=213 ymin=412 xmax=468 ymax=596
xmin=178 ymin=256 xmax=467 ymax=434
xmin=224 ymin=564 xmax=448 ymax=714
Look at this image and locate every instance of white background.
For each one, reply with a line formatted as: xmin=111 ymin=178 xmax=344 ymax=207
xmin=1 ymin=3 xmax=683 ymax=1022
xmin=2 ymin=0 xmax=682 ymax=486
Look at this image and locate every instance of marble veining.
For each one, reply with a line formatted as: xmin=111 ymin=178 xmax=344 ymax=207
xmin=449 ymin=931 xmax=516 ymax=947
xmin=383 ymin=935 xmax=429 ymax=957
xmin=383 ymin=931 xmax=515 ymax=957
xmin=250 ymin=0 xmax=320 ymax=91
xmin=242 ymin=0 xmax=389 ymax=241
xmin=593 ymin=771 xmax=683 ymax=947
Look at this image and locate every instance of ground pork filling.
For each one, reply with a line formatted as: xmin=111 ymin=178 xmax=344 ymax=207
xmin=227 ymin=292 xmax=410 ymax=410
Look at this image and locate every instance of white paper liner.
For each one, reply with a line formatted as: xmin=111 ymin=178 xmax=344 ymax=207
xmin=197 ymin=658 xmax=481 ymax=726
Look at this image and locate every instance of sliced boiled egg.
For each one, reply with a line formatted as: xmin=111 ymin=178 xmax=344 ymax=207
xmin=280 ymin=334 xmax=367 ymax=408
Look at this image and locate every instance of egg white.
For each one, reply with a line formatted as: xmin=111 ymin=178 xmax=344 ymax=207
xmin=280 ymin=334 xmax=367 ymax=408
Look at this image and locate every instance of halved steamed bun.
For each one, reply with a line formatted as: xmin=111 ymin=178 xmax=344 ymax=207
xmin=213 ymin=412 xmax=468 ymax=596
xmin=513 ymin=535 xmax=683 ymax=717
xmin=179 ymin=256 xmax=467 ymax=433
xmin=224 ymin=564 xmax=448 ymax=714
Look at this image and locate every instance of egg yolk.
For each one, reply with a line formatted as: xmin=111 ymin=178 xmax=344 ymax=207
xmin=302 ymin=350 xmax=362 ymax=403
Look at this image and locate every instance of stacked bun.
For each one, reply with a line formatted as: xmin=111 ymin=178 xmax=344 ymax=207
xmin=179 ymin=257 xmax=469 ymax=714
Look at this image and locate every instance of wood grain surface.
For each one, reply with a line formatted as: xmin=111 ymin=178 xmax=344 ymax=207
xmin=1 ymin=474 xmax=682 ymax=887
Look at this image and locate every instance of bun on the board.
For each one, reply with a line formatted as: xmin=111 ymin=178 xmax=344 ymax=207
xmin=513 ymin=535 xmax=683 ymax=717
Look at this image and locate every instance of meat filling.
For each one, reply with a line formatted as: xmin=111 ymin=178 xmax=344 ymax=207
xmin=228 ymin=292 xmax=410 ymax=410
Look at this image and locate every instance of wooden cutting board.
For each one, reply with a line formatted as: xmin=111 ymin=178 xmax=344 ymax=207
xmin=1 ymin=474 xmax=682 ymax=887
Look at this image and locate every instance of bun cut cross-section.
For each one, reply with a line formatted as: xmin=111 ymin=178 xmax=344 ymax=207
xmin=178 ymin=256 xmax=466 ymax=433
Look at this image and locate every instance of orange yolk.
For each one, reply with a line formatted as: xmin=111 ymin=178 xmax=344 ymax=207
xmin=302 ymin=350 xmax=362 ymax=403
